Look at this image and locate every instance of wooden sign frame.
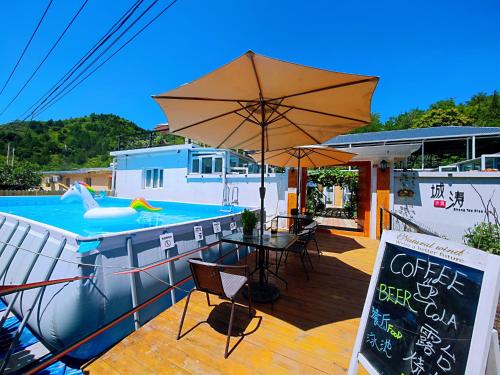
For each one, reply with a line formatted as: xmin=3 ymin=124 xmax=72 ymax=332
xmin=349 ymin=230 xmax=500 ymax=375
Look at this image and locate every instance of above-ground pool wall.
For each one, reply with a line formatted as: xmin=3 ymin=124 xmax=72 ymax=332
xmin=0 ymin=209 xmax=249 ymax=363
xmin=393 ymin=171 xmax=500 ymax=242
xmin=70 ymin=211 xmax=248 ymax=360
xmin=0 ymin=213 xmax=84 ymax=355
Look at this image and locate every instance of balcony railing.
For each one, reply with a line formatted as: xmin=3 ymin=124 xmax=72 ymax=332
xmin=116 ymin=130 xmax=183 ymax=151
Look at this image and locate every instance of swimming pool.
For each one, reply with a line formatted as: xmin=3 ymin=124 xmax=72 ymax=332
xmin=0 ymin=196 xmax=244 ymax=237
xmin=0 ymin=195 xmax=251 ymax=365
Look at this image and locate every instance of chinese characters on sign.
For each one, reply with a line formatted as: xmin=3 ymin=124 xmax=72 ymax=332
xmin=430 ymin=183 xmax=445 ymax=199
xmin=359 ymin=242 xmax=483 ymax=375
xmin=430 ymin=183 xmax=483 ymax=213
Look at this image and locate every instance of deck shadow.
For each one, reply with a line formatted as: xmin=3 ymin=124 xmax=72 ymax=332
xmin=243 ymin=244 xmax=372 ymax=331
xmin=314 ymin=232 xmax=367 ymax=254
xmin=178 ymin=300 xmax=262 ymax=358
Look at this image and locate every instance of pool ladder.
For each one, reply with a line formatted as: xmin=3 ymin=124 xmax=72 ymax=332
xmin=221 ymin=186 xmax=239 ymax=212
xmin=223 ymin=186 xmax=239 ymax=205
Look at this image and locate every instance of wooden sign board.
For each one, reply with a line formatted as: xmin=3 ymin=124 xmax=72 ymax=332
xmin=349 ymin=230 xmax=500 ymax=375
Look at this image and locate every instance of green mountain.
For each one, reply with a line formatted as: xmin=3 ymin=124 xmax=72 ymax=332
xmin=1 ymin=114 xmax=152 ymax=170
xmin=353 ymin=90 xmax=500 ymax=133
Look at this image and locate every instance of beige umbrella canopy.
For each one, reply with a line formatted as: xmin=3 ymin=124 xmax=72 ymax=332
xmin=153 ymin=51 xmax=378 ymax=151
xmin=153 ymin=51 xmax=378 ymax=234
xmin=251 ymin=146 xmax=356 ymax=211
xmin=250 ymin=145 xmax=355 ymax=168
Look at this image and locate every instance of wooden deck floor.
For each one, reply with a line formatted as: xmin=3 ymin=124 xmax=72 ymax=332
xmin=83 ymin=233 xmax=379 ymax=375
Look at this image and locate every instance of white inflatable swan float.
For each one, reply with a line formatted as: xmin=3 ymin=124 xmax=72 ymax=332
xmin=61 ymin=182 xmax=138 ymax=220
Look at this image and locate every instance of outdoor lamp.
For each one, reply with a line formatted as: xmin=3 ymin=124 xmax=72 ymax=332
xmin=380 ymin=160 xmax=388 ymax=172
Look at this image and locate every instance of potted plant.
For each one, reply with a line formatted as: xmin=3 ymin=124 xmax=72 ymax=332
xmin=241 ymin=209 xmax=258 ymax=236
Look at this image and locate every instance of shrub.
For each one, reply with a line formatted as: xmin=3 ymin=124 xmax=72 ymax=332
xmin=0 ymin=162 xmax=41 ymax=190
xmin=464 ymin=222 xmax=500 ymax=255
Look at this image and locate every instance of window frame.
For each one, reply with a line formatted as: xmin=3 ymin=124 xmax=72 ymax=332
xmin=144 ymin=168 xmax=164 ymax=189
xmin=190 ymin=152 xmax=225 ymax=175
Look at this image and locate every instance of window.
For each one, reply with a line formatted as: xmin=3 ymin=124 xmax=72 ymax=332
xmin=84 ymin=177 xmax=92 ymax=185
xmin=144 ymin=168 xmax=163 ymax=189
xmin=190 ymin=152 xmax=224 ymax=174
xmin=229 ymin=153 xmax=260 ymax=174
xmin=201 ymin=157 xmax=213 ymax=174
xmin=192 ymin=158 xmax=200 ymax=173
xmin=484 ymin=155 xmax=500 ymax=170
xmin=214 ymin=157 xmax=223 ymax=173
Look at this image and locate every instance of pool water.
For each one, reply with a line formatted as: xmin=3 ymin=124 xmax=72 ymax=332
xmin=0 ymin=196 xmax=243 ymax=237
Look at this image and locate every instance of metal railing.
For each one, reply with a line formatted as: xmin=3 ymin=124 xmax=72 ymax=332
xmin=0 ymin=232 xmax=247 ymax=374
xmin=116 ymin=130 xmax=182 ymax=151
xmin=379 ymin=208 xmax=442 ymax=237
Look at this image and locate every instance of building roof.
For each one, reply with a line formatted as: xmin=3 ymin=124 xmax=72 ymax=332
xmin=40 ymin=167 xmax=112 ymax=175
xmin=110 ymin=143 xmax=201 ymax=156
xmin=154 ymin=123 xmax=170 ymax=133
xmin=336 ymin=144 xmax=421 ymax=162
xmin=325 ymin=126 xmax=500 ymax=146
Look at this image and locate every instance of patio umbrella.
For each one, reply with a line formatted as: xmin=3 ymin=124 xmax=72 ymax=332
xmin=153 ymin=51 xmax=378 ymax=235
xmin=250 ymin=146 xmax=356 ymax=212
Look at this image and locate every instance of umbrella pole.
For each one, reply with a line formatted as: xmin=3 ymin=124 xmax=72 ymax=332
xmin=296 ymin=152 xmax=301 ymax=213
xmin=259 ymin=105 xmax=266 ymax=237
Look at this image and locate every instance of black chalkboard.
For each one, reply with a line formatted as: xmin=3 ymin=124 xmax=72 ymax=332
xmin=359 ymin=242 xmax=484 ymax=375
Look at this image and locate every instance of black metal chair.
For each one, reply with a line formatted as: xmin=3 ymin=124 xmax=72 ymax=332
xmin=177 ymin=258 xmax=252 ymax=358
xmin=304 ymin=221 xmax=321 ymax=256
xmin=282 ymin=230 xmax=314 ymax=279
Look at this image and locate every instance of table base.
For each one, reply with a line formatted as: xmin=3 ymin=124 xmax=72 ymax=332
xmin=244 ymin=281 xmax=280 ymax=303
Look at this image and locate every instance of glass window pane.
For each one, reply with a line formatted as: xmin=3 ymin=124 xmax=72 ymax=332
xmin=192 ymin=158 xmax=199 ymax=173
xmin=145 ymin=170 xmax=152 ymax=188
xmin=202 ymin=157 xmax=212 ymax=174
xmin=153 ymin=169 xmax=159 ymax=188
xmin=230 ymin=155 xmax=237 ymax=168
xmin=214 ymin=158 xmax=222 ymax=173
xmin=159 ymin=169 xmax=164 ymax=187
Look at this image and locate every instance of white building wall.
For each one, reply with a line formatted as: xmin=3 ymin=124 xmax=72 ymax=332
xmin=113 ymin=147 xmax=288 ymax=222
xmin=393 ymin=171 xmax=500 ymax=242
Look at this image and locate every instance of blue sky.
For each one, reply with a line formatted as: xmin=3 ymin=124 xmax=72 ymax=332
xmin=0 ymin=0 xmax=499 ymax=129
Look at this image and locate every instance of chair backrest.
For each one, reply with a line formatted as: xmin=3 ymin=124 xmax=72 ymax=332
xmin=304 ymin=221 xmax=318 ymax=234
xmin=298 ymin=229 xmax=313 ymax=243
xmin=188 ymin=258 xmax=225 ymax=296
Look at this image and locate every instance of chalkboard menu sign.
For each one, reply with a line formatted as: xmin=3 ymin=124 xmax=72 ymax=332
xmin=349 ymin=231 xmax=500 ymax=375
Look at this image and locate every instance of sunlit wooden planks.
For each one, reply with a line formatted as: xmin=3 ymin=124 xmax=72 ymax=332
xmin=83 ymin=233 xmax=379 ymax=374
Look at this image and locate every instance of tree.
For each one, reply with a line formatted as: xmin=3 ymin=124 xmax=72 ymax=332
xmin=385 ymin=108 xmax=424 ymax=130
xmin=351 ymin=113 xmax=384 ymax=133
xmin=490 ymin=90 xmax=499 ymax=117
xmin=430 ymin=98 xmax=456 ymax=110
xmin=0 ymin=162 xmax=41 ymax=190
xmin=413 ymin=107 xmax=473 ymax=128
